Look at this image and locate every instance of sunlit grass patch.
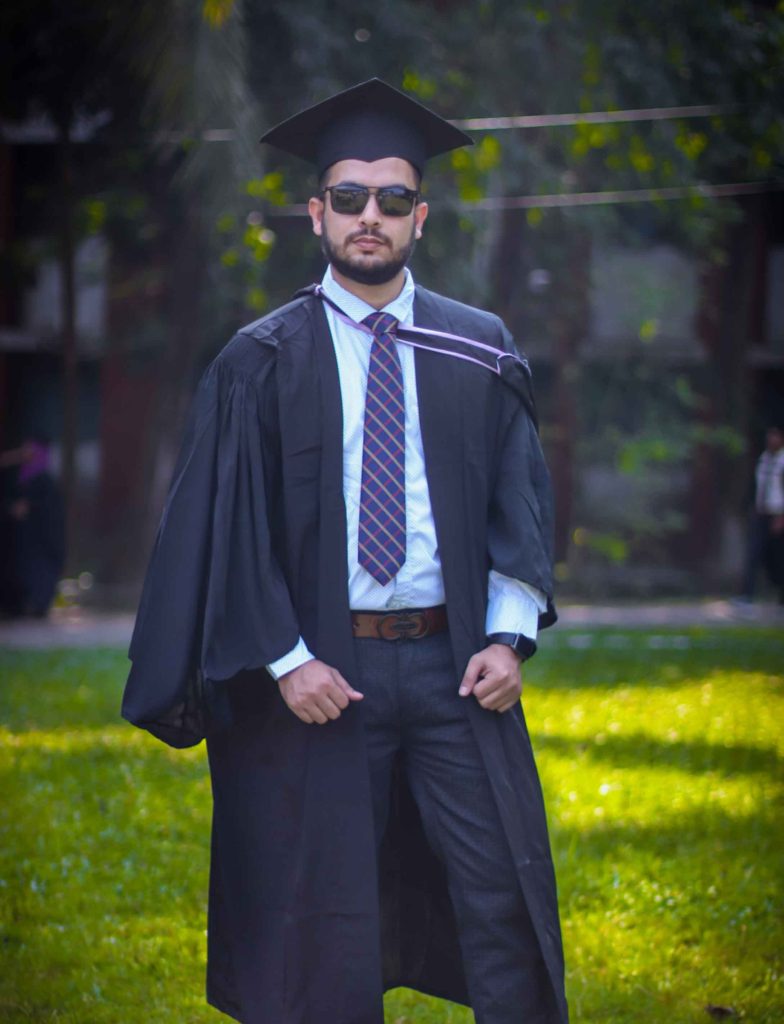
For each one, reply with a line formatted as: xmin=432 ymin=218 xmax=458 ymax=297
xmin=522 ymin=628 xmax=784 ymax=1024
xmin=1 ymin=650 xmax=217 ymax=1023
xmin=1 ymin=630 xmax=782 ymax=1022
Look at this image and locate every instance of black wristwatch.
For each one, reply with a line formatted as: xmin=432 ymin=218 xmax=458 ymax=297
xmin=486 ymin=632 xmax=538 ymax=662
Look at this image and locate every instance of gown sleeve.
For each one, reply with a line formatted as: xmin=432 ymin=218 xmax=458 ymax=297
xmin=122 ymin=346 xmax=301 ymax=747
xmin=488 ymin=325 xmax=558 ymax=631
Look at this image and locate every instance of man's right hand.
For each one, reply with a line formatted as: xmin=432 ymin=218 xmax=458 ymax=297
xmin=277 ymin=660 xmax=363 ymax=725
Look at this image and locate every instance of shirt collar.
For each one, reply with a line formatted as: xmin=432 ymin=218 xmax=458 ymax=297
xmin=321 ymin=265 xmax=416 ymax=326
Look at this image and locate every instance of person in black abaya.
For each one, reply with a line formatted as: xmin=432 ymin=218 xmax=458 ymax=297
xmin=0 ymin=436 xmax=65 ymax=618
xmin=123 ymin=79 xmax=568 ymax=1024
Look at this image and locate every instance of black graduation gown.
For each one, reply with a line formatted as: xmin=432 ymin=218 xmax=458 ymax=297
xmin=122 ymin=286 xmax=567 ymax=1024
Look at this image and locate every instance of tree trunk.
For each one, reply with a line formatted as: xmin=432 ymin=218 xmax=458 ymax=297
xmin=690 ymin=200 xmax=760 ymax=575
xmin=140 ymin=200 xmax=209 ymax=563
xmin=550 ymin=224 xmax=590 ymax=564
xmin=58 ymin=124 xmax=79 ymax=573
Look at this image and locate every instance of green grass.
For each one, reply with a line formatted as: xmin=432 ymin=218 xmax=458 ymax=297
xmin=1 ymin=629 xmax=782 ymax=1022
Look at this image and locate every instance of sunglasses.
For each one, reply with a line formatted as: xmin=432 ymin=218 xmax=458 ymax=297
xmin=322 ymin=184 xmax=420 ymax=217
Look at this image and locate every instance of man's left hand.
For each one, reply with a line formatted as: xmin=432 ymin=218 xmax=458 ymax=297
xmin=459 ymin=644 xmax=522 ymax=713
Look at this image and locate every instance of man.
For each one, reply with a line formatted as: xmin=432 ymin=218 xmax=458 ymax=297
xmin=0 ymin=436 xmax=65 ymax=618
xmin=741 ymin=425 xmax=784 ymax=604
xmin=123 ymin=79 xmax=567 ymax=1024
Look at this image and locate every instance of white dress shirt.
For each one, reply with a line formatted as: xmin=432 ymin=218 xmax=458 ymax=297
xmin=267 ymin=267 xmax=546 ymax=679
xmin=756 ymin=448 xmax=784 ymax=514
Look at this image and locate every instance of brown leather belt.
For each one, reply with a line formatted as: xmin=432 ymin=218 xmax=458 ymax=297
xmin=351 ymin=605 xmax=448 ymax=641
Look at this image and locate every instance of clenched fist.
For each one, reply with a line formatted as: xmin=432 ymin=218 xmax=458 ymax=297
xmin=278 ymin=659 xmax=364 ymax=725
xmin=458 ymin=644 xmax=523 ymax=713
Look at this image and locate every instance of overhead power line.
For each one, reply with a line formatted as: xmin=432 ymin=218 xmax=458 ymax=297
xmin=452 ymin=104 xmax=729 ymax=131
xmin=460 ymin=180 xmax=780 ymax=210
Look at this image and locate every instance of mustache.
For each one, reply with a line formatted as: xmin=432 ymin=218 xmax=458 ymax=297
xmin=347 ymin=229 xmax=390 ymax=245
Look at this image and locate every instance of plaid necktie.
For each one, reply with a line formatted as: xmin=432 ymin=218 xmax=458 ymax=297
xmin=358 ymin=311 xmax=406 ymax=585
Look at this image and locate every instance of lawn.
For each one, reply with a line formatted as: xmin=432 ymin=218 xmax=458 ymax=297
xmin=1 ymin=628 xmax=782 ymax=1023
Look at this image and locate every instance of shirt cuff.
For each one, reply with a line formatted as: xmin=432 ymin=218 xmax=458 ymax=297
xmin=266 ymin=637 xmax=315 ymax=680
xmin=485 ymin=570 xmax=547 ymax=641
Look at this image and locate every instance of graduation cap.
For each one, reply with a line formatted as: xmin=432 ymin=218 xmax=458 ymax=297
xmin=259 ymin=78 xmax=473 ymax=178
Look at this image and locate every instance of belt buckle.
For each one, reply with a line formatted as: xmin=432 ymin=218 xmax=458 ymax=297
xmin=378 ymin=611 xmax=427 ymax=640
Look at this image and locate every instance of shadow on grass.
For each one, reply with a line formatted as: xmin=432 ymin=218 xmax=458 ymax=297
xmin=533 ymin=731 xmax=783 ymax=779
xmin=530 ymin=628 xmax=784 ymax=691
xmin=0 ymin=648 xmax=129 ymax=733
xmin=549 ymin=806 xmax=781 ymax=869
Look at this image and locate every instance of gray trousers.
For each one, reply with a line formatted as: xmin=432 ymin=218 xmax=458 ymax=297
xmin=354 ymin=632 xmax=550 ymax=1024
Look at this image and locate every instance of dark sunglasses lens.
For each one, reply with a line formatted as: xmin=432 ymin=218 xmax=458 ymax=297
xmin=330 ymin=187 xmax=367 ymax=214
xmin=377 ymin=189 xmax=416 ymax=216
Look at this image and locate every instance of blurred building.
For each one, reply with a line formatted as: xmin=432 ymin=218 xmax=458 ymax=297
xmin=551 ymin=195 xmax=781 ymax=595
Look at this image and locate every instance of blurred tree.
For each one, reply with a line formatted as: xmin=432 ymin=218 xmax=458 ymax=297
xmin=1 ymin=0 xmax=263 ymax=575
xmin=0 ymin=0 xmax=160 ymax=565
xmin=122 ymin=0 xmax=263 ymax=535
xmin=396 ymin=0 xmax=783 ymax=570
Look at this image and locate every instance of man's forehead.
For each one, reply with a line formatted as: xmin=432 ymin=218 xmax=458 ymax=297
xmin=323 ymin=157 xmax=420 ymax=187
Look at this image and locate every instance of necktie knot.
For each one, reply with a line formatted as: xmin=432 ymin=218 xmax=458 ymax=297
xmin=362 ymin=311 xmax=398 ymax=338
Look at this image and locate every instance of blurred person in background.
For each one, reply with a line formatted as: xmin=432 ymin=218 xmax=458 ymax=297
xmin=0 ymin=435 xmax=65 ymax=618
xmin=740 ymin=425 xmax=784 ymax=605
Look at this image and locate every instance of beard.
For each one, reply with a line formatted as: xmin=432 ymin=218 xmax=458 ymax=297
xmin=320 ymin=221 xmax=417 ymax=285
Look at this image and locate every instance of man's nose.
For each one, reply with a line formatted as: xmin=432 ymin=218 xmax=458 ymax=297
xmin=359 ymin=193 xmax=382 ymax=226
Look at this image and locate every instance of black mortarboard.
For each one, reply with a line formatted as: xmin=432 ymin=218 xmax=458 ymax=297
xmin=259 ymin=78 xmax=473 ymax=178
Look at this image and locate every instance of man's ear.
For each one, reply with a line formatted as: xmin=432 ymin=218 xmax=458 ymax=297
xmin=414 ymin=200 xmax=428 ymax=240
xmin=308 ymin=196 xmax=325 ymax=237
